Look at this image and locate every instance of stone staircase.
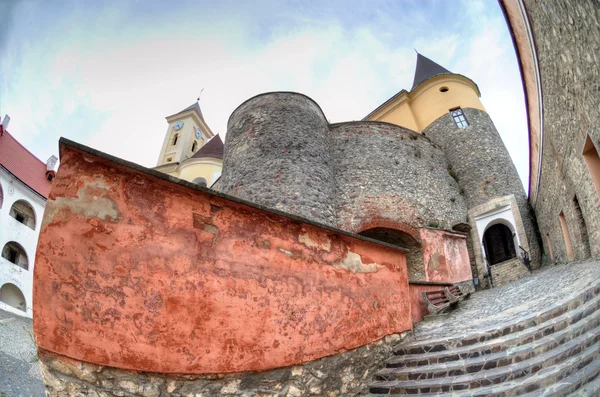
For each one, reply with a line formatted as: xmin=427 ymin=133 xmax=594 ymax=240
xmin=367 ymin=275 xmax=600 ymax=396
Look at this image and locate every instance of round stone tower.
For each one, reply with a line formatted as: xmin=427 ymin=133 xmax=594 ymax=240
xmin=365 ymin=53 xmax=541 ymax=286
xmin=219 ymin=92 xmax=337 ymax=226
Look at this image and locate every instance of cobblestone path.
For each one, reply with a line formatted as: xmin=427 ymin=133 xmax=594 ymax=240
xmin=413 ymin=259 xmax=600 ymax=342
xmin=0 ymin=310 xmax=45 ymax=397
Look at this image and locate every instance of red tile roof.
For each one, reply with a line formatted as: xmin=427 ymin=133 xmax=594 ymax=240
xmin=0 ymin=127 xmax=52 ymax=198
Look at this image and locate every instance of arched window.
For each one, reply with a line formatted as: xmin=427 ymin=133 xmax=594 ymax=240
xmin=0 ymin=283 xmax=26 ymax=312
xmin=2 ymin=242 xmax=29 ymax=270
xmin=9 ymin=200 xmax=36 ymax=230
xmin=359 ymin=227 xmax=425 ymax=281
xmin=172 ymin=133 xmax=179 ymax=146
xmin=191 ymin=140 xmax=198 ymax=152
xmin=482 ymin=223 xmax=517 ymax=265
xmin=192 ymin=177 xmax=207 ymax=187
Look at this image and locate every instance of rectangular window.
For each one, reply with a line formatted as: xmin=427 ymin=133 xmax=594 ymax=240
xmin=582 ymin=135 xmax=600 ymax=197
xmin=450 ymin=108 xmax=469 ymax=128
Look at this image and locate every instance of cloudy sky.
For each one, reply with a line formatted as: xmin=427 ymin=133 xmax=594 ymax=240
xmin=0 ymin=0 xmax=530 ymax=189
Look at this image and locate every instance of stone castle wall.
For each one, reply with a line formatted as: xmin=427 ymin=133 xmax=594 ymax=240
xmin=36 ymin=141 xmax=413 ymax=376
xmin=423 ymin=108 xmax=541 ymax=267
xmin=331 ymin=122 xmax=467 ymax=232
xmin=522 ymin=0 xmax=600 ymax=263
xmin=221 ymin=93 xmax=468 ymax=233
xmin=220 ymin=93 xmax=337 ymax=226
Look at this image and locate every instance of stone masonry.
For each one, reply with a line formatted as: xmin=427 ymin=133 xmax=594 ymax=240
xmin=330 ymin=121 xmax=467 ymax=233
xmin=220 ymin=93 xmax=337 ymax=226
xmin=522 ymin=0 xmax=600 ymax=263
xmin=423 ymin=108 xmax=541 ymax=268
xmin=39 ymin=332 xmax=409 ymax=397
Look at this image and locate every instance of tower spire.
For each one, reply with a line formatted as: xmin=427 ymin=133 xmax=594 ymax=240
xmin=411 ymin=53 xmax=452 ymax=90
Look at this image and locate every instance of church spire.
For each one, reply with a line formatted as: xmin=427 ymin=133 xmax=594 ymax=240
xmin=411 ymin=52 xmax=452 ymax=90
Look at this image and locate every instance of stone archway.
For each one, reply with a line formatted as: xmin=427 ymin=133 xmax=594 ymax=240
xmin=0 ymin=283 xmax=26 ymax=312
xmin=482 ymin=223 xmax=517 ymax=265
xmin=359 ymin=227 xmax=425 ymax=281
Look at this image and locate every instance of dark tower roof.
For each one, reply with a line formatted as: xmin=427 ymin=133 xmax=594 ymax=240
xmin=191 ymin=135 xmax=224 ymax=160
xmin=411 ymin=53 xmax=452 ymax=90
xmin=170 ymin=101 xmax=204 ymax=119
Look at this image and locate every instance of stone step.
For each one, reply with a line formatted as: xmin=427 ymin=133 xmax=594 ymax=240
xmin=369 ymin=325 xmax=600 ymax=394
xmin=376 ymin=305 xmax=600 ymax=381
xmin=366 ymin=343 xmax=600 ymax=396
xmin=519 ymin=356 xmax=600 ymax=397
xmin=395 ymin=281 xmax=600 ymax=355
xmin=388 ymin=293 xmax=600 ymax=368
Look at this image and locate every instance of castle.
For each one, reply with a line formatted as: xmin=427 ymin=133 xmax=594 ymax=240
xmin=33 ymin=1 xmax=600 ymax=395
xmin=154 ymin=53 xmax=540 ymax=288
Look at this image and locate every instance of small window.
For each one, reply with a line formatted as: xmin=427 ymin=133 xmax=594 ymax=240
xmin=191 ymin=141 xmax=198 ymax=152
xmin=582 ymin=135 xmax=600 ymax=197
xmin=450 ymin=108 xmax=469 ymax=128
xmin=166 ymin=157 xmax=172 ymax=162
xmin=172 ymin=134 xmax=179 ymax=146
xmin=47 ymin=174 xmax=54 ymax=182
xmin=439 ymin=86 xmax=449 ymax=92
xmin=559 ymin=211 xmax=574 ymax=261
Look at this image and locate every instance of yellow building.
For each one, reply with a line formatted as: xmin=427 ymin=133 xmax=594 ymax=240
xmin=153 ymin=102 xmax=223 ymax=187
xmin=364 ymin=53 xmax=485 ymax=132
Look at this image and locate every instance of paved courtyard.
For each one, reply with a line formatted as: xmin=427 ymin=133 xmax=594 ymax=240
xmin=0 ymin=310 xmax=45 ymax=397
xmin=413 ymin=259 xmax=600 ymax=342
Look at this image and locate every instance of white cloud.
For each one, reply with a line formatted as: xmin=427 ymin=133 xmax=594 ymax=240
xmin=1 ymin=0 xmax=529 ymax=190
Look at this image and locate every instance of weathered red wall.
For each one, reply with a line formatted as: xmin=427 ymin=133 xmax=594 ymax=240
xmin=33 ymin=143 xmax=411 ymax=374
xmin=408 ymin=283 xmax=452 ymax=323
xmin=420 ymin=228 xmax=472 ymax=283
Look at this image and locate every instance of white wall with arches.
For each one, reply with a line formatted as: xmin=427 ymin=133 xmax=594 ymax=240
xmin=0 ymin=167 xmax=47 ymax=318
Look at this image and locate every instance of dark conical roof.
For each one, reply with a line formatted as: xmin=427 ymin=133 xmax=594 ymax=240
xmin=191 ymin=135 xmax=223 ymax=160
xmin=411 ymin=53 xmax=452 ymax=90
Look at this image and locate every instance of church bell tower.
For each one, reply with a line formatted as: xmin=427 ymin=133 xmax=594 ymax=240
xmin=156 ymin=101 xmax=214 ymax=167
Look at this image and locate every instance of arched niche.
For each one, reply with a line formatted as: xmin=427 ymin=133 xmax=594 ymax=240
xmin=0 ymin=283 xmax=26 ymax=312
xmin=359 ymin=227 xmax=425 ymax=281
xmin=9 ymin=199 xmax=36 ymax=230
xmin=2 ymin=241 xmax=29 ymax=270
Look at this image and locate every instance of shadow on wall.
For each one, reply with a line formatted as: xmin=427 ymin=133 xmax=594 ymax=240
xmin=360 ymin=227 xmax=425 ymax=281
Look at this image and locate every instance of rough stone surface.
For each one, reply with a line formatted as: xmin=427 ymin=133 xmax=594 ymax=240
xmin=39 ymin=332 xmax=409 ymax=397
xmin=369 ymin=259 xmax=600 ymax=396
xmin=423 ymin=108 xmax=541 ymax=273
xmin=220 ymin=93 xmax=337 ymax=226
xmin=522 ymin=0 xmax=600 ymax=263
xmin=331 ymin=122 xmax=467 ymax=233
xmin=0 ymin=309 xmax=45 ymax=397
xmin=220 ymin=93 xmax=469 ymax=234
xmin=489 ymin=257 xmax=530 ymax=287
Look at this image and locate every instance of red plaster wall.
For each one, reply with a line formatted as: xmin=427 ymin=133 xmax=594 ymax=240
xmin=420 ymin=228 xmax=472 ymax=283
xmin=408 ymin=283 xmax=451 ymax=323
xmin=33 ymin=145 xmax=411 ymax=374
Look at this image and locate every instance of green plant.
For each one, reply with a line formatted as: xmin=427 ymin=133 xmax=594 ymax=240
xmin=428 ymin=221 xmax=440 ymax=228
xmin=410 ymin=134 xmax=418 ymax=140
